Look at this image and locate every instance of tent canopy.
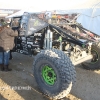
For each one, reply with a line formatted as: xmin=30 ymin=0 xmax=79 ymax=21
xmin=6 ymin=10 xmax=24 ymax=18
xmin=76 ymin=8 xmax=100 ymax=35
xmin=6 ymin=0 xmax=100 ymax=35
xmin=6 ymin=7 xmax=41 ymax=18
xmin=6 ymin=0 xmax=100 ymax=17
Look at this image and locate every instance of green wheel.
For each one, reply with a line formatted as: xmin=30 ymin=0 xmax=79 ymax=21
xmin=33 ymin=49 xmax=76 ymax=99
xmin=42 ymin=65 xmax=56 ymax=85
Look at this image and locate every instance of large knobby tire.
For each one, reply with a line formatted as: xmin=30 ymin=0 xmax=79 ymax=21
xmin=33 ymin=49 xmax=76 ymax=99
xmin=83 ymin=43 xmax=100 ymax=70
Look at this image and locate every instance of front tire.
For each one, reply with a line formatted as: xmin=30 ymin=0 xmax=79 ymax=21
xmin=33 ymin=49 xmax=76 ymax=99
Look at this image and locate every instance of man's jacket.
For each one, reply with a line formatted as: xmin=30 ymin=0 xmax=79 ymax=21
xmin=0 ymin=27 xmax=18 ymax=51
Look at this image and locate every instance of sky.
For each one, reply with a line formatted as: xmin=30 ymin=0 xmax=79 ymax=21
xmin=0 ymin=0 xmax=88 ymax=10
xmin=0 ymin=0 xmax=100 ymax=12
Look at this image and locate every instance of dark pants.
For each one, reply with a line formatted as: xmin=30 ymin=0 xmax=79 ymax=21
xmin=9 ymin=50 xmax=12 ymax=60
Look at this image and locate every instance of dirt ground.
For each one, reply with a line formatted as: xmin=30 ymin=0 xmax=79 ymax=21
xmin=0 ymin=52 xmax=100 ymax=100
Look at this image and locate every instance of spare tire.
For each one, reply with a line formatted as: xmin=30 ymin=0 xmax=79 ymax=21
xmin=33 ymin=49 xmax=76 ymax=99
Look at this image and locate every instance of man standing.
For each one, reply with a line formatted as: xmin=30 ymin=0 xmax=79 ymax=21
xmin=0 ymin=23 xmax=18 ymax=71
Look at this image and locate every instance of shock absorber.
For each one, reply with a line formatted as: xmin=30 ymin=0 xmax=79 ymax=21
xmin=44 ymin=29 xmax=53 ymax=50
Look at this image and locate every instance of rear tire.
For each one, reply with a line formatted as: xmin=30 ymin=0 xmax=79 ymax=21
xmin=33 ymin=49 xmax=76 ymax=99
xmin=82 ymin=43 xmax=100 ymax=70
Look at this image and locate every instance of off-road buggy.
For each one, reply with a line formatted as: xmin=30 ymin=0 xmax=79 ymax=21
xmin=10 ymin=12 xmax=100 ymax=99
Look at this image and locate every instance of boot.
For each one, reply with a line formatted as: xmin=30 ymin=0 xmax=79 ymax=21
xmin=0 ymin=64 xmax=4 ymax=71
xmin=4 ymin=65 xmax=12 ymax=71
